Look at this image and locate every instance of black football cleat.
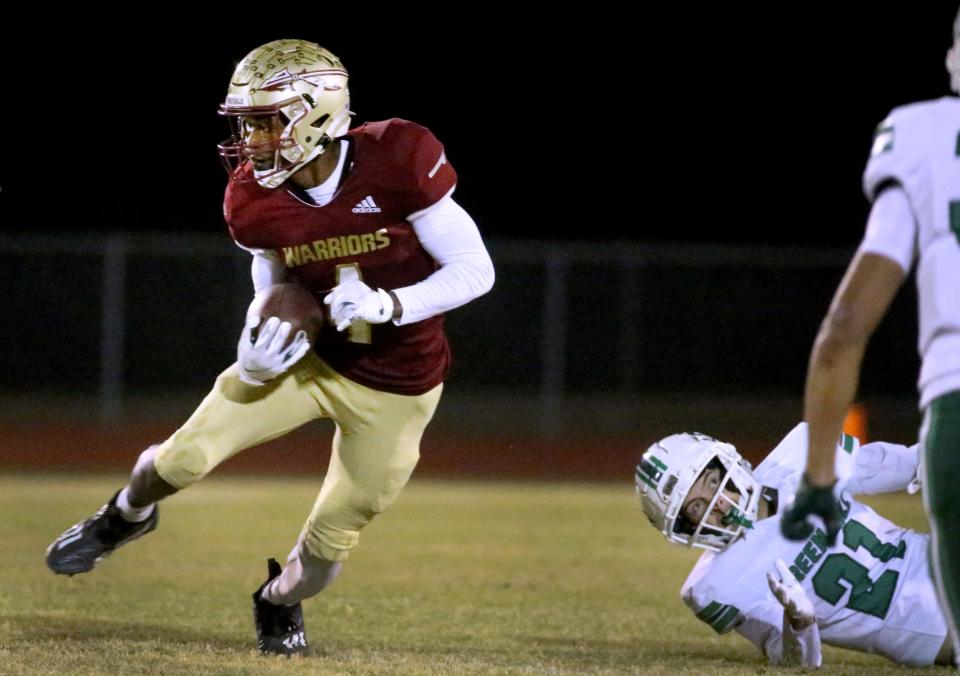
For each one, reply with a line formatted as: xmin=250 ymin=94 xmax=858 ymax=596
xmin=45 ymin=490 xmax=158 ymax=575
xmin=253 ymin=558 xmax=309 ymax=656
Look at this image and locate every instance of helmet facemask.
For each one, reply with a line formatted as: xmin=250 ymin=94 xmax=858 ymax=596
xmin=636 ymin=433 xmax=761 ymax=553
xmin=219 ymin=109 xmax=295 ymax=182
xmin=680 ymin=457 xmax=759 ymax=552
xmin=218 ymin=39 xmax=352 ymax=189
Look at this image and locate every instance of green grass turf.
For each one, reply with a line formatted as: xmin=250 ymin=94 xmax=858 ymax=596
xmin=0 ymin=474 xmax=945 ymax=674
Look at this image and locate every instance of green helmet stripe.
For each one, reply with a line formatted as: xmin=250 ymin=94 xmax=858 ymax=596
xmin=635 ymin=469 xmax=657 ymax=490
xmin=648 ymin=455 xmax=667 ymax=471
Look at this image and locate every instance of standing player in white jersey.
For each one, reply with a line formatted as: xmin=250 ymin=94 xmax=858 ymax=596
xmin=780 ymin=7 xmax=960 ymax=662
xmin=636 ymin=427 xmax=951 ymax=667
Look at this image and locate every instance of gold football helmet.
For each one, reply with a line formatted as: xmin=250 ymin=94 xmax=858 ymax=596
xmin=218 ymin=39 xmax=352 ymax=188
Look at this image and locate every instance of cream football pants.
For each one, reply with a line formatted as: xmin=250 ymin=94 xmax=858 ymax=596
xmin=153 ymin=351 xmax=442 ymax=563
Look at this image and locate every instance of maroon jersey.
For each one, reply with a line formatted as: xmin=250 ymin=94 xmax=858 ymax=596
xmin=225 ymin=119 xmax=458 ymax=395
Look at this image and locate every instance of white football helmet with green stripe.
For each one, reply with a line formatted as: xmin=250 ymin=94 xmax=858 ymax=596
xmin=635 ymin=432 xmax=761 ymax=552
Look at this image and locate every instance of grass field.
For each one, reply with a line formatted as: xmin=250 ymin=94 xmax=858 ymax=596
xmin=0 ymin=474 xmax=944 ymax=674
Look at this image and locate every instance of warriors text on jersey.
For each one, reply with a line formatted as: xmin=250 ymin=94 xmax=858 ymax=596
xmin=225 ymin=118 xmax=457 ymax=395
xmin=863 ymin=97 xmax=960 ymax=407
xmin=681 ymin=423 xmax=947 ymax=665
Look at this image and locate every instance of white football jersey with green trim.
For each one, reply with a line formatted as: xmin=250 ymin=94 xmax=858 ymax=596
xmin=863 ymin=97 xmax=960 ymax=408
xmin=681 ymin=423 xmax=946 ymax=665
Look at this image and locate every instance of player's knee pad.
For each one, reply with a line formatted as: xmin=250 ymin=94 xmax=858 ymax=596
xmin=302 ymin=512 xmax=362 ymax=562
xmin=152 ymin=435 xmax=212 ymax=490
xmin=301 ymin=488 xmax=402 ymax=561
xmin=301 ymin=463 xmax=416 ymax=561
xmin=302 ymin=496 xmax=396 ymax=561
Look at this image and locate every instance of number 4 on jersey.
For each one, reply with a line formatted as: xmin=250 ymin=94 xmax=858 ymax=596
xmin=334 ymin=263 xmax=372 ymax=344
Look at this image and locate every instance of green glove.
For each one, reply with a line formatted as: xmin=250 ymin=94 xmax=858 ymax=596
xmin=780 ymin=474 xmax=842 ymax=546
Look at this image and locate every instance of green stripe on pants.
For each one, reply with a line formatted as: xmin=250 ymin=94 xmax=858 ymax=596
xmin=922 ymin=390 xmax=960 ymax=656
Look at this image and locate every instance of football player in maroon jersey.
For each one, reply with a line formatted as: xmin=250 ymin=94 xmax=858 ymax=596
xmin=46 ymin=39 xmax=495 ymax=656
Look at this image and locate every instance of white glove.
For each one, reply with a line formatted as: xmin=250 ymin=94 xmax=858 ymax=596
xmin=237 ymin=315 xmax=310 ymax=386
xmin=767 ymin=558 xmax=816 ymax=631
xmin=907 ymin=443 xmax=922 ymax=495
xmin=323 ymin=279 xmax=394 ymax=332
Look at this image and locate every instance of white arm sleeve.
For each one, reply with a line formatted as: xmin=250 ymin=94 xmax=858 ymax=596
xmin=845 ymin=441 xmax=921 ymax=495
xmin=856 ymin=185 xmax=917 ymax=274
xmin=391 ymin=192 xmax=495 ymax=325
xmin=233 ymin=242 xmax=287 ymax=295
xmin=734 ymin=603 xmax=823 ymax=667
xmin=250 ymin=250 xmax=287 ymax=294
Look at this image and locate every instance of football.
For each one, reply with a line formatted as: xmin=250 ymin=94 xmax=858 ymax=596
xmin=248 ymin=282 xmax=325 ymax=345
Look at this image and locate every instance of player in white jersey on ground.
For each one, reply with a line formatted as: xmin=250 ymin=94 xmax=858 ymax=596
xmin=636 ymin=425 xmax=952 ymax=667
xmin=780 ymin=7 xmax=960 ymax=663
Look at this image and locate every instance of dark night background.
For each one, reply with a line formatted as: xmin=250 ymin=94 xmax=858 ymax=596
xmin=1 ymin=6 xmax=956 ymax=245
